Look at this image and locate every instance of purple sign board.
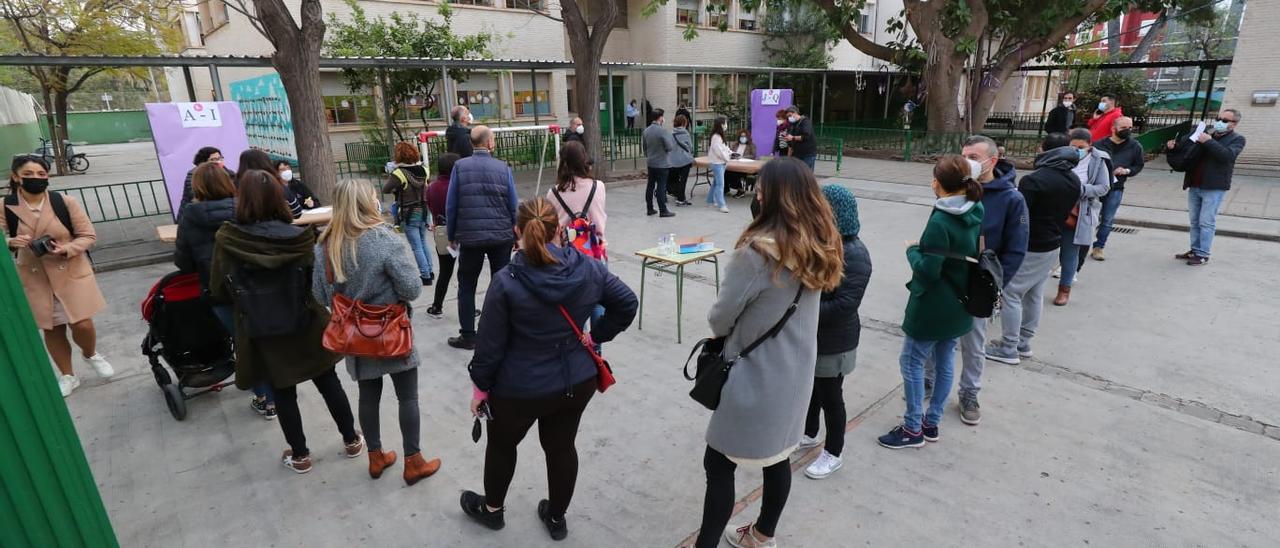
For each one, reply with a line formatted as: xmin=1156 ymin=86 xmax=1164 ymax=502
xmin=750 ymin=89 xmax=794 ymax=159
xmin=145 ymin=102 xmax=250 ymax=221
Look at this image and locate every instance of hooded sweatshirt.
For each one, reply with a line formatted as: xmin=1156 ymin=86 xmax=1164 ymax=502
xmin=979 ymin=160 xmax=1029 ymax=286
xmin=209 ymin=220 xmax=341 ymax=390
xmin=1018 ymin=147 xmax=1083 ymax=253
xmin=174 ymin=197 xmax=235 ymax=289
xmin=468 ymin=245 xmax=638 ymax=398
xmin=817 ymin=185 xmax=872 ymax=357
xmin=903 ymin=196 xmax=984 ymax=341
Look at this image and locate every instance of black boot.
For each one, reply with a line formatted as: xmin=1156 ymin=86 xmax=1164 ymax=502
xmin=460 ymin=490 xmax=505 ymax=531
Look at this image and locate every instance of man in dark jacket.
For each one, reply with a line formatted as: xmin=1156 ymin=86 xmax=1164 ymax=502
xmin=642 ymin=109 xmax=676 ymax=217
xmin=1090 ymin=116 xmax=1144 ymax=261
xmin=1166 ymin=108 xmax=1246 ymax=266
xmin=986 ymin=134 xmax=1081 ymax=366
xmin=446 ymin=106 xmax=475 ymax=158
xmin=1043 ymin=92 xmax=1076 ymax=134
xmin=783 ymin=105 xmax=817 ymax=170
xmin=928 ymin=135 xmax=1029 ymax=425
xmin=562 ymin=117 xmax=585 ymax=146
xmin=446 ymin=125 xmax=518 ymax=349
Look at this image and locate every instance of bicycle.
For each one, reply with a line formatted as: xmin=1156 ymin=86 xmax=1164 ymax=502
xmin=33 ymin=137 xmax=90 ymax=173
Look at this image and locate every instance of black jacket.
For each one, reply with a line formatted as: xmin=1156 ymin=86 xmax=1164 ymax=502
xmin=563 ymin=131 xmax=585 ymax=146
xmin=469 ymin=246 xmax=638 ymax=398
xmin=178 ymin=166 xmax=237 ymax=220
xmin=1044 ymin=105 xmax=1075 ymax=134
xmin=1018 ymin=147 xmax=1083 ymax=253
xmin=287 ymin=178 xmax=319 ymax=208
xmin=1167 ymin=130 xmax=1246 ymax=191
xmin=788 ymin=117 xmax=817 ymax=158
xmin=446 ymin=123 xmax=474 ymax=158
xmin=174 ymin=197 xmax=235 ymax=289
xmin=817 ymin=236 xmax=872 ymax=356
xmin=1092 ymin=136 xmax=1145 ymax=191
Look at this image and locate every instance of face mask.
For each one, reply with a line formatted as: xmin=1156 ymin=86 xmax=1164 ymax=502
xmin=775 ymin=119 xmax=784 ymax=126
xmin=280 ymin=169 xmax=294 ymax=181
xmin=1116 ymin=129 xmax=1132 ymax=140
xmin=1062 ymin=101 xmax=1073 ymax=108
xmin=575 ymin=125 xmax=585 ymax=135
xmin=739 ymin=137 xmax=748 ymax=144
xmin=20 ymin=177 xmax=49 ymax=194
xmin=1098 ymin=102 xmax=1108 ymax=112
xmin=967 ymin=158 xmax=983 ymax=182
xmin=1213 ymin=121 xmax=1229 ymax=133
xmin=787 ymin=115 xmax=799 ymax=123
xmin=1077 ymin=148 xmax=1088 ymax=160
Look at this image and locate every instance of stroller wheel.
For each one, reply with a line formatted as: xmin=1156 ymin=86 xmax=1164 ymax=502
xmin=152 ymin=366 xmax=172 ymax=387
xmin=162 ymin=384 xmax=187 ymax=421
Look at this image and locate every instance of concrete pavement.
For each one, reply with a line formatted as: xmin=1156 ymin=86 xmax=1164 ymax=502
xmin=50 ymin=177 xmax=1280 ymax=547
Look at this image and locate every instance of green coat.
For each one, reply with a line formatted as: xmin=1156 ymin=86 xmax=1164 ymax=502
xmin=209 ymin=221 xmax=341 ymax=390
xmin=902 ymin=198 xmax=984 ymax=341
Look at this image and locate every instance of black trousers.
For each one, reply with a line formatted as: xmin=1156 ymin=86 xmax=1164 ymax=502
xmin=667 ymin=164 xmax=692 ymax=202
xmin=357 ymin=368 xmax=420 ymax=456
xmin=456 ymin=242 xmax=511 ymax=339
xmin=483 ymin=379 xmax=596 ymax=519
xmin=726 ymin=172 xmax=749 ymax=193
xmin=431 ymin=249 xmax=456 ymax=310
xmin=695 ymin=446 xmax=792 ymax=547
xmin=274 ymin=368 xmax=358 ymax=458
xmin=804 ymin=375 xmax=847 ymax=457
xmin=645 ymin=167 xmax=671 ymax=213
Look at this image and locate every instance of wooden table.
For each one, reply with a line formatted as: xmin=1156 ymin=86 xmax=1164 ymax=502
xmin=156 ymin=207 xmax=334 ymax=243
xmin=691 ymin=156 xmax=766 ymax=199
xmin=635 ymin=246 xmax=724 ymax=344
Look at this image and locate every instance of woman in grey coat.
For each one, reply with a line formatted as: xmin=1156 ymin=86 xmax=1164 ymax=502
xmin=667 ymin=114 xmax=695 ymax=206
xmin=1055 ymin=128 xmax=1113 ymax=306
xmin=313 ymin=180 xmax=442 ymax=486
xmin=693 ymin=158 xmax=845 ymax=548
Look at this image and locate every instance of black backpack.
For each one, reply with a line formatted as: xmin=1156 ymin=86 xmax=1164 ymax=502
xmin=5 ymin=191 xmax=91 ymax=262
xmin=227 ymin=262 xmax=311 ymax=338
xmin=921 ymin=237 xmax=1003 ymax=318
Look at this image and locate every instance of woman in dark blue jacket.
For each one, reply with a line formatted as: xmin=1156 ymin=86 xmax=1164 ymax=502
xmin=461 ymin=197 xmax=637 ymax=541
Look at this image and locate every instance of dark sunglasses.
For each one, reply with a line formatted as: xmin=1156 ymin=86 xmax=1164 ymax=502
xmin=1215 ymin=118 xmax=1235 ymax=123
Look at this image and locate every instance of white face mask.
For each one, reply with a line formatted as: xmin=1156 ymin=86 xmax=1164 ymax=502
xmin=575 ymin=125 xmax=585 ymax=135
xmin=739 ymin=136 xmax=748 ymax=144
xmin=280 ymin=169 xmax=293 ymax=182
xmin=1062 ymin=101 xmax=1073 ymax=108
xmin=787 ymin=115 xmax=799 ymax=123
xmin=1098 ymin=101 xmax=1109 ymax=112
xmin=775 ymin=119 xmax=783 ymax=126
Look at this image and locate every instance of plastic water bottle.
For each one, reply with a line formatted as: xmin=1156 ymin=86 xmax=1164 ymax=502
xmin=668 ymin=233 xmax=677 ymax=255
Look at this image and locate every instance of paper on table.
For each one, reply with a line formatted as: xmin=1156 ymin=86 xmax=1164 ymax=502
xmin=306 ymin=206 xmax=333 ymax=214
xmin=1189 ymin=121 xmax=1206 ymax=142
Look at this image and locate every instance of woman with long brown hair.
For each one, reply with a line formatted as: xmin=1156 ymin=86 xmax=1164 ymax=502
xmin=692 ymin=157 xmax=843 ymax=548
xmin=461 ymin=197 xmax=637 ymax=541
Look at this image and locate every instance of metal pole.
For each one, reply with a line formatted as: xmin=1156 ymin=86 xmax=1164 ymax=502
xmin=769 ymin=71 xmax=774 ymax=90
xmin=379 ymin=69 xmax=395 ymax=158
xmin=1199 ymin=64 xmax=1218 ymax=121
xmin=808 ymin=75 xmax=815 ymax=120
xmin=883 ymin=74 xmax=893 ymax=119
xmin=208 ymin=64 xmax=223 ymax=101
xmin=820 ymin=72 xmax=827 ymax=125
xmin=1188 ymin=67 xmax=1204 ymax=123
xmin=607 ymin=67 xmax=616 ymax=173
xmin=440 ymin=61 xmax=451 ymax=124
xmin=691 ymin=69 xmax=698 ymax=155
xmin=182 ymin=66 xmax=196 ymax=101
xmin=1037 ymin=69 xmax=1054 ymax=138
xmin=530 ymin=69 xmax=540 ymax=125
xmin=641 ymin=71 xmax=647 ymax=128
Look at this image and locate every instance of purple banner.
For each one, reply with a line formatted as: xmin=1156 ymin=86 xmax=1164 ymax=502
xmin=750 ymin=89 xmax=794 ymax=159
xmin=145 ymin=102 xmax=250 ymax=221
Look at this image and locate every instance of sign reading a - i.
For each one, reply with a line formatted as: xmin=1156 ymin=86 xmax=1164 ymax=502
xmin=177 ymin=102 xmax=223 ymax=128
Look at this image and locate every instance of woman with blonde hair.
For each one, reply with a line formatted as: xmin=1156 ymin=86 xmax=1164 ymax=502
xmin=692 ymin=157 xmax=844 ymax=548
xmin=314 ymin=179 xmax=442 ymax=485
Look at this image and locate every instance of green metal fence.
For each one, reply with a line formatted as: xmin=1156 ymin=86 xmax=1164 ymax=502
xmin=61 ymin=180 xmax=171 ymax=223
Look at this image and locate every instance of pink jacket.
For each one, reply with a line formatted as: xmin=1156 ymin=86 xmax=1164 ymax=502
xmin=546 ymin=177 xmax=607 ymax=247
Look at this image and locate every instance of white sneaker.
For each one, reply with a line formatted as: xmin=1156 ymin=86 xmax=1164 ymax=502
xmin=804 ymin=450 xmax=843 ymax=479
xmin=83 ymin=353 xmax=114 ymax=379
xmin=724 ymin=523 xmax=777 ymax=548
xmin=719 ymin=207 xmax=731 ymax=213
xmin=1051 ymin=265 xmax=1062 ymax=279
xmin=58 ymin=375 xmax=81 ymax=397
xmin=798 ymin=434 xmax=821 ymax=450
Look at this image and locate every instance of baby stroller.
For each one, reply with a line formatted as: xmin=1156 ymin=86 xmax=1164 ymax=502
xmin=140 ymin=271 xmax=236 ymax=420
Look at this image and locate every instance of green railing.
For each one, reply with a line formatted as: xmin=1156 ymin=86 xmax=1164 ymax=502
xmin=61 ymin=180 xmax=171 ymax=223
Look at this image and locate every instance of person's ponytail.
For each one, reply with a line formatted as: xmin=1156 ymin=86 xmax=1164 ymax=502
xmin=964 ymin=177 xmax=984 ymax=203
xmin=517 ymin=197 xmax=561 ymax=267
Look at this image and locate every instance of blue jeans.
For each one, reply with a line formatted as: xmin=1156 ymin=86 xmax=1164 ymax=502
xmin=403 ymin=213 xmax=434 ymax=278
xmin=706 ymin=164 xmax=727 ymax=209
xmin=1188 ymin=188 xmax=1227 ymax=257
xmin=799 ymin=155 xmax=817 ymax=171
xmin=212 ymin=303 xmax=273 ymax=404
xmin=1058 ymin=236 xmax=1086 ymax=288
xmin=899 ymin=335 xmax=957 ymax=432
xmin=1093 ymin=189 xmax=1124 ymax=249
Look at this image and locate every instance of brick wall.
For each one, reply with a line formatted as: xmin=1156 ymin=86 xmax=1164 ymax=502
xmin=1221 ymin=0 xmax=1279 ymax=163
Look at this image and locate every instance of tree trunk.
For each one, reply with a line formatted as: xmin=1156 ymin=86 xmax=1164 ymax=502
xmin=272 ymin=45 xmax=336 ymax=202
xmin=1107 ymin=18 xmax=1123 ymax=59
xmin=1126 ymin=10 xmax=1168 ymax=63
xmin=922 ymin=54 xmax=966 ymax=133
xmin=37 ymin=86 xmax=66 ymax=176
xmin=52 ymin=91 xmax=71 ymax=175
xmin=560 ymin=0 xmax=617 ymax=178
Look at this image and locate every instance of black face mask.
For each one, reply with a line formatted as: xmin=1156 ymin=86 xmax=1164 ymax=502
xmin=20 ymin=177 xmax=49 ymax=194
xmin=1116 ymin=129 xmax=1132 ymax=140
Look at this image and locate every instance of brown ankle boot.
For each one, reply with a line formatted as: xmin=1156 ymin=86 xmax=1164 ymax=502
xmin=368 ymin=449 xmax=397 ymax=479
xmin=1053 ymin=285 xmax=1071 ymax=306
xmin=403 ymin=452 xmax=441 ymax=486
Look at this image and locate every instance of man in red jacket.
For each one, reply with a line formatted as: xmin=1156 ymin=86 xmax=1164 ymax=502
xmin=1087 ymin=93 xmax=1123 ymax=142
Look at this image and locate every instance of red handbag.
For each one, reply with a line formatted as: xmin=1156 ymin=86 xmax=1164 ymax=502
xmin=557 ymin=305 xmax=615 ymax=393
xmin=320 ymin=248 xmax=414 ymax=359
xmin=1065 ymin=203 xmax=1081 ymax=230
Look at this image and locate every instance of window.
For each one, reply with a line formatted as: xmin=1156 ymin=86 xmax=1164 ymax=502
xmin=856 ymin=13 xmax=871 ymax=34
xmin=395 ymin=95 xmax=441 ymax=122
xmin=457 ymin=90 xmax=499 ymax=120
xmin=677 ymin=86 xmax=692 ymax=108
xmin=1075 ymin=28 xmax=1093 ymax=44
xmin=198 ymin=0 xmax=229 ymax=36
xmin=452 ymin=0 xmax=494 ymax=6
xmin=676 ymin=0 xmax=699 ymax=24
xmin=706 ymin=2 xmax=728 ymax=28
xmin=514 ymin=91 xmax=550 ymax=117
xmin=738 ymin=4 xmax=757 ymax=30
xmin=506 ymin=0 xmax=545 ymax=9
xmin=324 ymin=96 xmax=361 ymax=125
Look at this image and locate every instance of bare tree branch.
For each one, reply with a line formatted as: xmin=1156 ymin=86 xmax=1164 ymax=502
xmin=812 ymin=0 xmax=897 ymax=63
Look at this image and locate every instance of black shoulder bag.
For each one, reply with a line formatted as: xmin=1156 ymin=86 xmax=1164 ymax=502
xmin=682 ymin=286 xmax=804 ymax=411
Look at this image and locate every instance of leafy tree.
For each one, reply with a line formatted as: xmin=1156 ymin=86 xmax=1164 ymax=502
xmin=0 ymin=0 xmax=177 ymax=173
xmin=760 ymin=0 xmax=841 ymax=69
xmin=325 ymin=0 xmax=493 ymax=143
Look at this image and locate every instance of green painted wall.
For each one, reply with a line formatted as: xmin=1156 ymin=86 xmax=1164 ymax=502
xmin=40 ymin=110 xmax=152 ymax=145
xmin=0 ymin=120 xmax=42 ymax=162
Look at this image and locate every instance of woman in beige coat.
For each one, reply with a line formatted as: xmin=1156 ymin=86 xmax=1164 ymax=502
xmin=5 ymin=155 xmax=113 ymax=397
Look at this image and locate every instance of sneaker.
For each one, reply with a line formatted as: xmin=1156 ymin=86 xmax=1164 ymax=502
xmin=263 ymin=406 xmax=277 ymax=420
xmin=1017 ymin=343 xmax=1034 ymax=359
xmin=344 ymin=433 xmax=365 ymax=458
xmin=877 ymin=425 xmax=925 ymax=449
xmin=922 ymin=424 xmax=940 ymax=442
xmin=58 ymin=374 xmax=81 ymax=398
xmin=250 ymin=397 xmax=270 ymax=416
xmin=718 ymin=207 xmax=730 ymax=213
xmin=537 ymin=499 xmax=569 ymax=541
xmin=1051 ymin=265 xmax=1061 ymax=279
xmin=281 ymin=450 xmax=313 ymax=474
xmin=959 ymin=397 xmax=981 ymax=426
xmin=1174 ymin=250 xmax=1196 ymax=260
xmin=804 ymin=450 xmax=843 ymax=479
xmin=660 ymin=211 xmax=676 ymax=218
xmin=448 ymin=336 xmax=477 ymax=350
xmin=426 ymin=305 xmax=443 ymax=319
xmin=422 ymin=275 xmax=434 ymax=286
xmin=984 ymin=344 xmax=1021 ymax=365
xmin=647 ymin=210 xmax=658 ymax=216
xmin=1090 ymin=247 xmax=1106 ymax=261
xmin=798 ymin=434 xmax=821 ymax=450
xmin=460 ymin=490 xmax=506 ymax=531
xmin=1186 ymin=255 xmax=1209 ymax=266
xmin=83 ymin=353 xmax=114 ymax=379
xmin=724 ymin=522 xmax=776 ymax=548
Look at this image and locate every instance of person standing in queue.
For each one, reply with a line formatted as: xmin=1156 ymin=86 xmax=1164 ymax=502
xmin=425 ymin=153 xmax=461 ymax=319
xmin=5 ymin=155 xmax=114 ymax=398
xmin=667 ymin=114 xmax=695 ymax=207
xmin=460 ymin=197 xmax=637 ymax=541
xmin=1165 ymin=108 xmax=1245 ymax=266
xmin=705 ymin=117 xmax=733 ymax=214
xmin=210 ymin=170 xmax=363 ymax=473
xmin=563 ymin=117 xmax=585 ymax=146
xmin=1052 ymin=128 xmax=1112 ymax=306
xmin=1043 ymin=91 xmax=1076 ymax=135
xmin=447 ymin=106 xmax=475 ymax=158
xmin=1089 ymin=116 xmax=1143 ymax=261
xmin=783 ymin=106 xmax=817 ymax=170
xmin=642 ymin=108 xmax=677 ymax=218
xmin=692 ymin=157 xmax=843 ymax=548
xmin=383 ymin=142 xmax=434 ymax=286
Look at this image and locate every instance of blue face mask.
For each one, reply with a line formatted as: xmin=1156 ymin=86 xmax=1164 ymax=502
xmin=1077 ymin=148 xmax=1088 ymax=160
xmin=1213 ymin=120 xmax=1229 ymax=133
